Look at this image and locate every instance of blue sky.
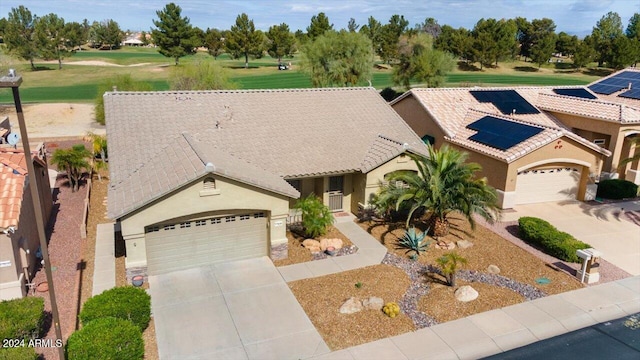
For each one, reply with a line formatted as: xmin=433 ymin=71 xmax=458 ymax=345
xmin=1 ymin=0 xmax=638 ymax=37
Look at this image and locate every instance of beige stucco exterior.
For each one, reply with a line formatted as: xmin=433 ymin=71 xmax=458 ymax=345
xmin=362 ymin=154 xmax=421 ymax=207
xmin=118 ymin=174 xmax=291 ymax=269
xmin=0 ymin=159 xmax=53 ymax=301
xmin=392 ymin=95 xmax=606 ymax=209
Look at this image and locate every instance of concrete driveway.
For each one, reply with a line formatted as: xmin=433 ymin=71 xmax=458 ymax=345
xmin=148 ymin=256 xmax=330 ymax=360
xmin=501 ymin=200 xmax=640 ymax=276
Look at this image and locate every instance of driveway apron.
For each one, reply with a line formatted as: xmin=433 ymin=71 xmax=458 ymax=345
xmin=149 ymin=256 xmax=330 ymax=359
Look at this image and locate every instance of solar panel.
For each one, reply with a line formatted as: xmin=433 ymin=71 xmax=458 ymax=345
xmin=470 ymin=90 xmax=540 ymax=115
xmin=619 ymin=88 xmax=640 ymax=100
xmin=589 ymin=70 xmax=640 ymax=96
xmin=467 ymin=115 xmax=544 ymax=150
xmin=552 ymin=88 xmax=597 ymax=99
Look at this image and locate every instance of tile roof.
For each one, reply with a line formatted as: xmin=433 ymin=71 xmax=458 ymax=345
xmin=105 ymin=87 xmax=428 ymax=219
xmin=0 ymin=148 xmax=28 ymax=230
xmin=397 ymin=87 xmax=611 ymax=163
xmin=589 ymin=68 xmax=640 ymax=109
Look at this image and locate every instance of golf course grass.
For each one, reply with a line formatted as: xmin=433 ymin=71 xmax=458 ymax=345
xmin=0 ymin=47 xmax=605 ymax=104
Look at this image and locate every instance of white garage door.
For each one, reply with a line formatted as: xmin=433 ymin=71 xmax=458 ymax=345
xmin=145 ymin=212 xmax=268 ymax=275
xmin=515 ymin=167 xmax=580 ymax=205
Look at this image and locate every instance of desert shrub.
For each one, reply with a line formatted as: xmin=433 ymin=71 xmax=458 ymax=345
xmin=66 ymin=317 xmax=144 ymax=360
xmin=79 ymin=286 xmax=150 ymax=330
xmin=0 ymin=346 xmax=38 ymax=360
xmin=596 ymin=179 xmax=638 ymax=199
xmin=379 ymin=87 xmax=402 ymax=102
xmin=398 ymin=227 xmax=430 ymax=256
xmin=0 ymin=297 xmax=44 ymax=341
xmin=518 ymin=217 xmax=591 ymax=263
xmin=293 ymin=194 xmax=334 ymax=238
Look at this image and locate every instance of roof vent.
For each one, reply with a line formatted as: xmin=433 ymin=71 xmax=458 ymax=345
xmin=205 ymin=162 xmax=215 ymax=172
xmin=629 ymin=82 xmax=633 ymax=90
xmin=402 ymin=142 xmax=410 ymax=150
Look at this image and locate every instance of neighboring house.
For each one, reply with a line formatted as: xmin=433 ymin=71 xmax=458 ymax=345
xmin=104 ymin=87 xmax=428 ymax=275
xmin=0 ymin=119 xmax=53 ymax=300
xmin=391 ymin=87 xmax=612 ymax=209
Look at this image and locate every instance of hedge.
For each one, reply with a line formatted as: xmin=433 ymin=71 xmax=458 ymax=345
xmin=596 ymin=179 xmax=638 ymax=199
xmin=66 ymin=317 xmax=144 ymax=360
xmin=0 ymin=297 xmax=44 ymax=341
xmin=518 ymin=217 xmax=591 ymax=263
xmin=79 ymin=286 xmax=150 ymax=331
xmin=0 ymin=347 xmax=39 ymax=360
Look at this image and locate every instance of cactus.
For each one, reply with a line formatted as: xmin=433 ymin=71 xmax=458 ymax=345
xmin=398 ymin=227 xmax=430 ymax=256
xmin=382 ymin=302 xmax=400 ymax=318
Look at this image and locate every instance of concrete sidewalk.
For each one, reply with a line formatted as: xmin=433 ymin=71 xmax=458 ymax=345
xmin=92 ymin=222 xmax=116 ymax=296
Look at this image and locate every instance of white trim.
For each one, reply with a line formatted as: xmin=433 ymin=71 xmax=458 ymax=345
xmin=517 ymin=158 xmax=591 ymax=172
xmin=622 ymin=130 xmax=640 ymax=137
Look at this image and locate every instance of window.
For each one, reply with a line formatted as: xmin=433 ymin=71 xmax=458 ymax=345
xmin=239 ymin=215 xmax=250 ymax=220
xmin=179 ymin=222 xmax=191 ymax=228
xmin=211 ymin=218 xmax=221 ymax=224
xmin=254 ymin=212 xmax=265 ymax=218
xmin=225 ymin=216 xmax=236 ymax=222
xmin=145 ymin=226 xmax=160 ymax=233
xmin=195 ymin=220 xmax=207 ymax=226
xmin=593 ymin=139 xmax=606 ymax=145
xmin=163 ymin=224 xmax=175 ymax=231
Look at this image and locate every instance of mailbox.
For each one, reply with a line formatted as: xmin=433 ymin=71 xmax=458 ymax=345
xmin=576 ymin=248 xmax=602 ymax=284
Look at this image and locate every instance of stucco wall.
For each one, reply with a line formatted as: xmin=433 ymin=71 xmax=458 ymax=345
xmin=392 ymin=96 xmax=447 ymax=146
xmin=119 ymin=174 xmax=291 ymax=268
xmin=364 ymin=154 xmax=421 ymax=207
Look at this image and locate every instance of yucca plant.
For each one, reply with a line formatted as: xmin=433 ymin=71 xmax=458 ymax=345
xmin=398 ymin=227 xmax=431 ymax=256
xmin=436 ymin=252 xmax=467 ymax=287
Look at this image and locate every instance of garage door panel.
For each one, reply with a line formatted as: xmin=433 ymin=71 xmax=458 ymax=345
xmin=145 ymin=214 xmax=267 ymax=275
xmin=516 ymin=168 xmax=580 ymax=205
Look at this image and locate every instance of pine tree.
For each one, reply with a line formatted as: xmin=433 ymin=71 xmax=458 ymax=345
xmin=151 ymin=2 xmax=199 ymax=65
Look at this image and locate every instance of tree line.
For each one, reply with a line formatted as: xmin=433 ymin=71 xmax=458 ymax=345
xmin=1 ymin=3 xmax=639 ymax=87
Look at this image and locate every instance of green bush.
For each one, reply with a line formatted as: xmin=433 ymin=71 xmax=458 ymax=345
xmin=518 ymin=217 xmax=591 ymax=263
xmin=79 ymin=286 xmax=151 ymax=330
xmin=0 ymin=347 xmax=39 ymax=360
xmin=66 ymin=317 xmax=144 ymax=360
xmin=293 ymin=194 xmax=334 ymax=238
xmin=596 ymin=179 xmax=639 ymax=199
xmin=0 ymin=297 xmax=44 ymax=340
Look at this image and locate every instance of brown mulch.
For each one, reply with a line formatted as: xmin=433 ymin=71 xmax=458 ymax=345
xmin=289 ymin=264 xmax=414 ymax=350
xmin=272 ymin=226 xmax=353 ymax=267
xmin=288 ymin=213 xmax=588 ymax=351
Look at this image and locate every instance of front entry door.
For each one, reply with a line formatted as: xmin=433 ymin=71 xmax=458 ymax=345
xmin=328 ymin=176 xmax=344 ymax=211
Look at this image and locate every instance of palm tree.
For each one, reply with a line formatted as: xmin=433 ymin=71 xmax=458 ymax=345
xmin=436 ymin=252 xmax=467 ymax=287
xmin=50 ymin=144 xmax=91 ymax=192
xmin=84 ymin=132 xmax=108 ymax=181
xmin=384 ymin=145 xmax=500 ymax=237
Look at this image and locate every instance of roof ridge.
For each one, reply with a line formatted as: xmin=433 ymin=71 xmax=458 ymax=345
xmin=107 ymin=87 xmax=376 ymax=96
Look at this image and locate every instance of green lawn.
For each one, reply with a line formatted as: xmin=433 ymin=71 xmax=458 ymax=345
xmin=0 ymin=47 xmax=601 ymax=104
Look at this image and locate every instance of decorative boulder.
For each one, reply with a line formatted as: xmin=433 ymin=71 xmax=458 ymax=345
xmin=302 ymin=239 xmax=321 ymax=253
xmin=455 ymin=286 xmax=479 ymax=302
xmin=362 ymin=297 xmax=384 ymax=310
xmin=339 ymin=297 xmax=363 ymax=314
xmin=456 ymin=240 xmax=474 ymax=249
xmin=487 ymin=264 xmax=501 ymax=274
xmin=320 ymin=238 xmax=344 ymax=251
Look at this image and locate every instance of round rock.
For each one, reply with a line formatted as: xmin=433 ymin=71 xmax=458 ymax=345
xmin=454 ymin=285 xmax=479 ymax=302
xmin=487 ymin=264 xmax=501 ymax=274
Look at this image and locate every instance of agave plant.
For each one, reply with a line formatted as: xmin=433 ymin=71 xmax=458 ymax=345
xmin=398 ymin=227 xmax=430 ymax=256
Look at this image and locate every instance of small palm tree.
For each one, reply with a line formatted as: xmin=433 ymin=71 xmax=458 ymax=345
xmin=84 ymin=132 xmax=108 ymax=181
xmin=436 ymin=252 xmax=467 ymax=287
xmin=50 ymin=144 xmax=91 ymax=192
xmin=385 ymin=145 xmax=500 ymax=237
xmin=293 ymin=194 xmax=334 ymax=238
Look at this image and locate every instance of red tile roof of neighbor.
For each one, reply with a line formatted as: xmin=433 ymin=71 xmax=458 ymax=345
xmin=0 ymin=147 xmax=29 ymax=230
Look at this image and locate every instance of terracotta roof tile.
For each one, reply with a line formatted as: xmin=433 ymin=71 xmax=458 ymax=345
xmin=402 ymin=87 xmax=611 ymax=163
xmin=0 ymin=148 xmax=28 ymax=229
xmin=105 ymin=88 xmax=428 ymax=219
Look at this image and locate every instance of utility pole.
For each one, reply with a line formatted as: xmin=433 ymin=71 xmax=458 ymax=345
xmin=0 ymin=70 xmax=65 ymax=360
